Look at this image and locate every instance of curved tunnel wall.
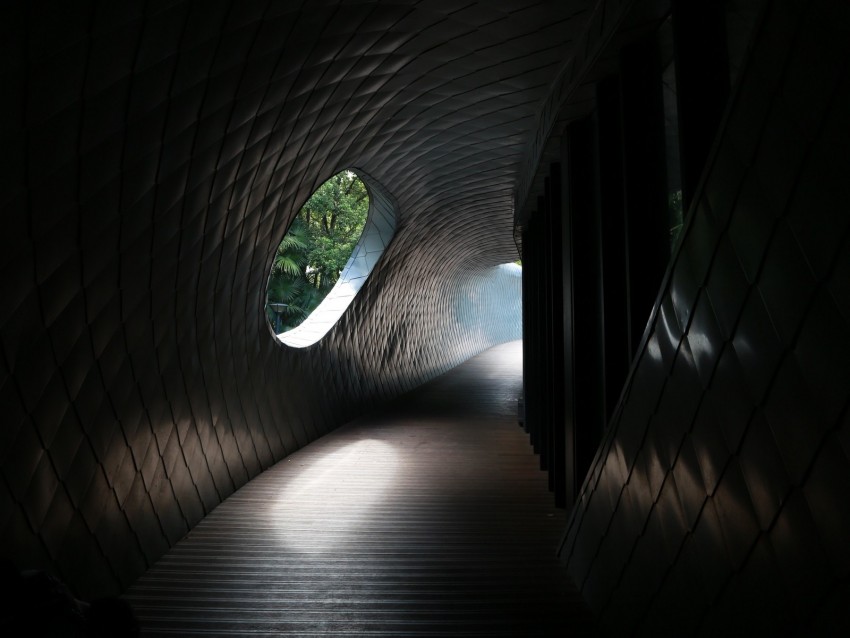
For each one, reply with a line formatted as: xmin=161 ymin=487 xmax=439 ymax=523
xmin=0 ymin=1 xmax=574 ymax=596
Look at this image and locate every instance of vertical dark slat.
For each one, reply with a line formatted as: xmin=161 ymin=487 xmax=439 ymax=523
xmin=524 ymin=219 xmax=540 ymax=452
xmin=620 ymin=35 xmax=671 ymax=351
xmin=559 ymin=141 xmax=577 ymax=510
xmin=596 ymin=77 xmax=632 ymax=419
xmin=672 ymin=0 xmax=731 ymax=210
xmin=547 ymin=163 xmax=567 ymax=508
xmin=531 ymin=212 xmax=543 ymax=458
xmin=566 ymin=117 xmax=606 ymax=493
xmin=539 ymin=192 xmax=552 ymax=476
xmin=521 ymin=233 xmax=531 ymax=436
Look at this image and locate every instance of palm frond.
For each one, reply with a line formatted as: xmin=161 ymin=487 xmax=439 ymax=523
xmin=273 ymin=252 xmax=304 ymax=277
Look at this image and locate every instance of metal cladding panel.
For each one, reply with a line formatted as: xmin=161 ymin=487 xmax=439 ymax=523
xmin=0 ymin=0 xmax=574 ymax=596
xmin=562 ymin=1 xmax=850 ymax=634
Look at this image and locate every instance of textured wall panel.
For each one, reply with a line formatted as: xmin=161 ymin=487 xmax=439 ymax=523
xmin=561 ymin=1 xmax=850 ymax=634
xmin=0 ymin=0 xmax=579 ymax=597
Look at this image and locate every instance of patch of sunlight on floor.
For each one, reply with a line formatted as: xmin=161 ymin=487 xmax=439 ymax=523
xmin=267 ymin=439 xmax=399 ymax=551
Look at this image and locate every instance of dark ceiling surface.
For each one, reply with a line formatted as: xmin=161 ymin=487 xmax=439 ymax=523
xmin=1 ymin=1 xmax=593 ymax=595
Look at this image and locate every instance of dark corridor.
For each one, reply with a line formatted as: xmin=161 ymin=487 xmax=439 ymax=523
xmin=3 ymin=0 xmax=850 ymax=635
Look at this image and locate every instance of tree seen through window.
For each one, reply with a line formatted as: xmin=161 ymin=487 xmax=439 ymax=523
xmin=266 ymin=171 xmax=369 ymax=333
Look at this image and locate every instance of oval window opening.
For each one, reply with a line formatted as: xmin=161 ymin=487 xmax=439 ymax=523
xmin=266 ymin=170 xmax=396 ymax=348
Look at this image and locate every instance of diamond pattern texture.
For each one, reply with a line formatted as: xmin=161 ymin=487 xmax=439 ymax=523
xmin=561 ymin=1 xmax=850 ymax=634
xmin=0 ymin=0 xmax=577 ymax=597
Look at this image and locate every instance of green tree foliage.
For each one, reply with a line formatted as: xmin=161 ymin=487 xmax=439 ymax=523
xmin=266 ymin=171 xmax=369 ymax=333
xmin=668 ymin=188 xmax=684 ymax=250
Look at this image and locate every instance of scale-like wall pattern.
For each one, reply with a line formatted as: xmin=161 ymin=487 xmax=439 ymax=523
xmin=562 ymin=1 xmax=850 ymax=634
xmin=0 ymin=1 xmax=582 ymax=597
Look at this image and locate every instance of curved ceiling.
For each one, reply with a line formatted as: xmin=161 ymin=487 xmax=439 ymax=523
xmin=1 ymin=0 xmax=593 ymax=595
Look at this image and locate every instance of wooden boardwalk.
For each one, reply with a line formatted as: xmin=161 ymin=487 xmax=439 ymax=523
xmin=126 ymin=341 xmax=596 ymax=636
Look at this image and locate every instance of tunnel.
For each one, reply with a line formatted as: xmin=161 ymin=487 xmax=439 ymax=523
xmin=2 ymin=0 xmax=850 ymax=635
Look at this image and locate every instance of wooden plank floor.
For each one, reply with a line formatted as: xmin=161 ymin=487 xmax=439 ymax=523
xmin=125 ymin=341 xmax=596 ymax=636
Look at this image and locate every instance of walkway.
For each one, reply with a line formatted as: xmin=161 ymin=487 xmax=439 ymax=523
xmin=125 ymin=341 xmax=596 ymax=636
